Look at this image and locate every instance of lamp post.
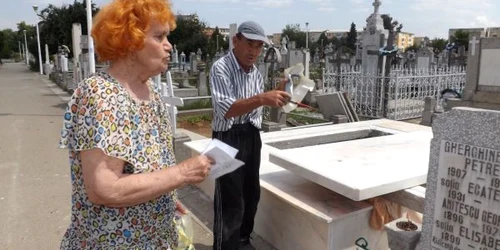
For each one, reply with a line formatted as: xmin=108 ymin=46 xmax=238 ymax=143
xmin=18 ymin=41 xmax=22 ymax=60
xmin=33 ymin=5 xmax=43 ymax=74
xmin=86 ymin=0 xmax=95 ymax=74
xmin=216 ymin=34 xmax=219 ymax=53
xmin=23 ymin=30 xmax=29 ymax=65
xmin=305 ymin=22 xmax=309 ymax=50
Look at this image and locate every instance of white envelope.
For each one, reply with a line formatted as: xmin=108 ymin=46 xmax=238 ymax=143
xmin=201 ymin=139 xmax=244 ymax=179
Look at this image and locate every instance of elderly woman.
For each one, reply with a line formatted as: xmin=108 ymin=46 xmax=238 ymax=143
xmin=58 ymin=0 xmax=213 ymax=249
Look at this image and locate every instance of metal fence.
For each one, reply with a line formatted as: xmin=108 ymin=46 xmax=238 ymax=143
xmin=321 ymin=66 xmax=467 ymax=120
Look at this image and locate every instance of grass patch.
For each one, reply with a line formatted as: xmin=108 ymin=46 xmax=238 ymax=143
xmin=287 ymin=113 xmax=327 ymax=125
xmin=178 ymin=114 xmax=212 ymax=125
xmin=178 ymin=99 xmax=212 ymax=111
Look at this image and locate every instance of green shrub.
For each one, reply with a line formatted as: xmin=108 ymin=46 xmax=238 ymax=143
xmin=178 ymin=99 xmax=212 ymax=111
xmin=179 ymin=114 xmax=212 ymax=125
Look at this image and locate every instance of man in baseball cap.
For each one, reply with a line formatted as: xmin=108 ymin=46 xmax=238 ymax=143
xmin=237 ymin=21 xmax=270 ymax=45
xmin=209 ymin=21 xmax=290 ymax=250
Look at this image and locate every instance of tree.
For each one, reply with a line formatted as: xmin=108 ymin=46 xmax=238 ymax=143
xmin=168 ymin=14 xmax=209 ymax=59
xmin=405 ymin=44 xmax=419 ymax=52
xmin=281 ymin=24 xmax=306 ymax=49
xmin=312 ymin=31 xmax=341 ymax=59
xmin=37 ymin=1 xmax=99 ymax=59
xmin=450 ymin=30 xmax=469 ymax=50
xmin=10 ymin=1 xmax=99 ymax=71
xmin=346 ymin=22 xmax=357 ymax=50
xmin=16 ymin=22 xmax=36 ymax=63
xmin=0 ymin=31 xmax=5 ymax=58
xmin=380 ymin=14 xmax=402 ymax=54
xmin=430 ymin=38 xmax=448 ymax=54
xmin=0 ymin=29 xmax=22 ymax=59
xmin=207 ymin=26 xmax=229 ymax=58
xmin=381 ymin=14 xmax=403 ymax=34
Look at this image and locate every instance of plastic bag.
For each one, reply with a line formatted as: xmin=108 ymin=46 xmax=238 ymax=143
xmin=281 ymin=63 xmax=316 ymax=113
xmin=173 ymin=212 xmax=196 ymax=250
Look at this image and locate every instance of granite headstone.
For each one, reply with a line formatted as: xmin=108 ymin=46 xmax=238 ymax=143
xmin=420 ymin=107 xmax=500 ymax=250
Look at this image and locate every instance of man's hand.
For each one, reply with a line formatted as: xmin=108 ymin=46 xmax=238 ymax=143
xmin=275 ymin=77 xmax=289 ymax=91
xmin=259 ymin=90 xmax=290 ymax=108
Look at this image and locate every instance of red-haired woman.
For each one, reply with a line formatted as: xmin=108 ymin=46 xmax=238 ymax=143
xmin=58 ymin=0 xmax=213 ymax=249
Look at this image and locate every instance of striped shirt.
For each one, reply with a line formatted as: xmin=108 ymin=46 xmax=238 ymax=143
xmin=210 ymin=50 xmax=264 ymax=132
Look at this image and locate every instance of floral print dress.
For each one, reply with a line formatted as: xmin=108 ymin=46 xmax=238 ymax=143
xmin=59 ymin=71 xmax=178 ymax=249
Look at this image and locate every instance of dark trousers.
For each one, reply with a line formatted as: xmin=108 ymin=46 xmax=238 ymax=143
xmin=212 ymin=124 xmax=262 ymax=250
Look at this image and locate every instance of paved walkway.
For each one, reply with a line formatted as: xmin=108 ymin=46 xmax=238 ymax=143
xmin=0 ymin=63 xmax=274 ymax=250
xmin=0 ymin=63 xmax=71 ymax=249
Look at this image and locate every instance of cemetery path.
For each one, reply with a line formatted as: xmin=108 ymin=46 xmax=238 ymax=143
xmin=0 ymin=63 xmax=274 ymax=250
xmin=0 ymin=63 xmax=71 ymax=249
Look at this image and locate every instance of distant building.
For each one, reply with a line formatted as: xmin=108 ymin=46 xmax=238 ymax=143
xmin=486 ymin=27 xmax=500 ymax=37
xmin=395 ymin=32 xmax=414 ymax=51
xmin=175 ymin=14 xmax=198 ymax=22
xmin=203 ymin=27 xmax=230 ymax=38
xmin=271 ymin=33 xmax=282 ymax=46
xmin=324 ymin=30 xmax=363 ymax=42
xmin=448 ymin=28 xmax=485 ymax=40
xmin=413 ymin=37 xmax=425 ymax=47
xmin=448 ymin=27 xmax=500 ymax=41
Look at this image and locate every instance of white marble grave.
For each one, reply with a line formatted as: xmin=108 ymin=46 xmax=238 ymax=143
xmin=268 ymin=129 xmax=432 ymax=201
xmin=478 ymin=49 xmax=500 ymax=87
xmin=185 ymin=119 xmax=432 ymax=250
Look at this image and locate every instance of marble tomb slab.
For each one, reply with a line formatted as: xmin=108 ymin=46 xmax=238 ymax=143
xmin=268 ymin=130 xmax=433 ymax=201
xmin=184 ymin=119 xmax=431 ymax=249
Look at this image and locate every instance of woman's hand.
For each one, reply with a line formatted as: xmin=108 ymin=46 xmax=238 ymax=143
xmin=176 ymin=155 xmax=215 ymax=184
xmin=176 ymin=201 xmax=187 ymax=215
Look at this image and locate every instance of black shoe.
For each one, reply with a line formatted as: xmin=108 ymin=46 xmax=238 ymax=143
xmin=240 ymin=238 xmax=256 ymax=250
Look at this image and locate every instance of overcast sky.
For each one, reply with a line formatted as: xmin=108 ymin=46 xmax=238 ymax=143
xmin=1 ymin=0 xmax=499 ymax=39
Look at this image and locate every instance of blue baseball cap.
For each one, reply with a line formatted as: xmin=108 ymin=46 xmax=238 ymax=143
xmin=238 ymin=21 xmax=270 ymax=45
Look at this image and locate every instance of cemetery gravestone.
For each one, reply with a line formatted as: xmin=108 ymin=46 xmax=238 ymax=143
xmin=180 ymin=52 xmax=186 ymax=71
xmin=229 ymin=23 xmax=237 ymax=50
xmin=478 ymin=47 xmax=500 ymax=88
xmin=456 ymin=46 xmax=468 ymax=66
xmin=44 ymin=44 xmax=51 ymax=75
xmin=196 ymin=48 xmax=202 ymax=61
xmin=420 ymin=107 xmax=500 ymax=250
xmin=172 ymin=44 xmax=178 ymax=64
xmin=80 ymin=35 xmax=90 ymax=79
xmin=438 ymin=50 xmax=449 ymax=68
xmin=313 ymin=47 xmax=320 ymax=64
xmin=72 ymin=23 xmax=83 ymax=84
xmin=361 ymin=0 xmax=387 ymax=76
xmin=287 ymin=49 xmax=310 ymax=77
xmin=447 ymin=37 xmax=500 ymax=111
xmin=190 ymin=52 xmax=197 ymax=74
xmin=417 ymin=46 xmax=434 ymax=70
xmin=469 ymin=36 xmax=480 ymax=57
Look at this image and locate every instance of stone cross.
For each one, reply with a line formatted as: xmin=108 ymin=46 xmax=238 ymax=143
xmin=469 ymin=36 xmax=479 ymax=56
xmin=280 ymin=35 xmax=289 ymax=55
xmin=172 ymin=44 xmax=178 ymax=64
xmin=159 ymin=71 xmax=184 ymax=135
xmin=180 ymin=52 xmax=186 ymax=63
xmin=373 ymin=0 xmax=381 ymax=14
xmin=45 ymin=44 xmax=49 ymax=64
xmin=325 ymin=42 xmax=334 ymax=54
xmin=180 ymin=52 xmax=186 ymax=72
xmin=196 ymin=48 xmax=202 ymax=61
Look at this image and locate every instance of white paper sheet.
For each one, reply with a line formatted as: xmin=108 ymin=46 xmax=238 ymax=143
xmin=201 ymin=139 xmax=244 ymax=179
